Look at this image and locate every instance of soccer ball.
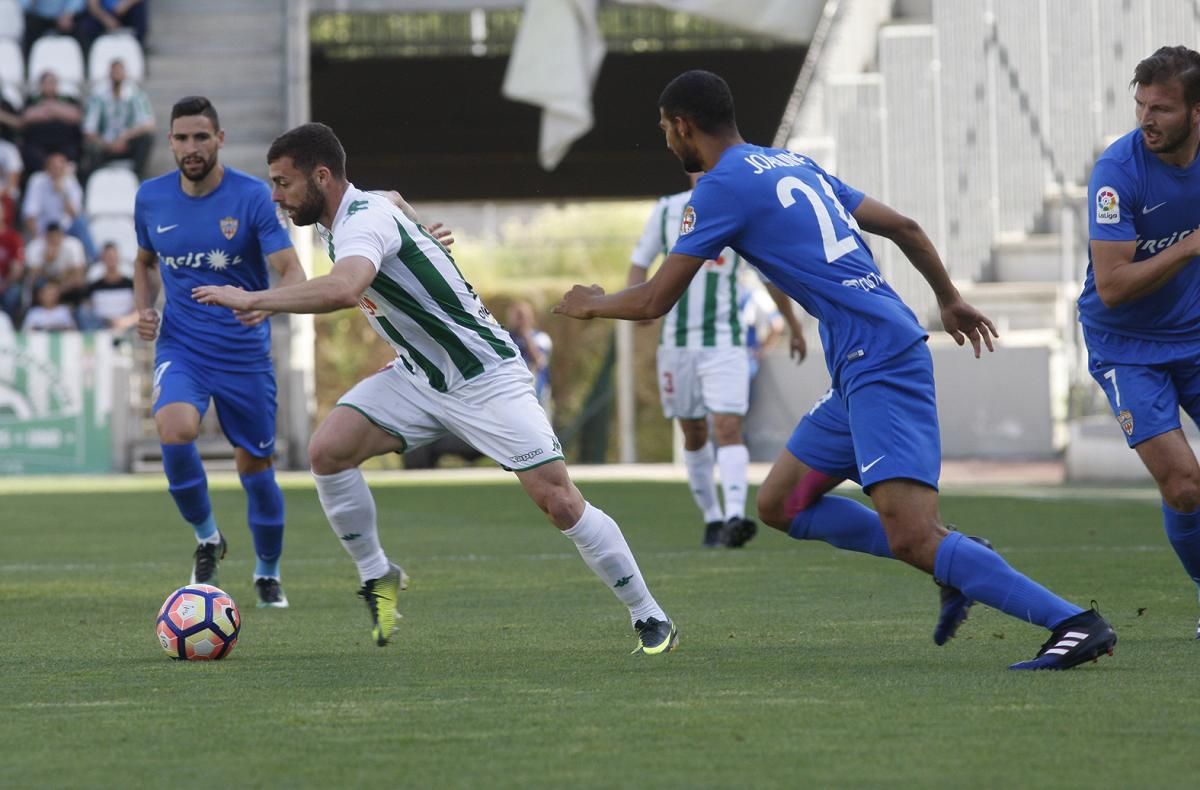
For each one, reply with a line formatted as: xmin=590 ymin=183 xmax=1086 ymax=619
xmin=155 ymin=584 xmax=241 ymax=660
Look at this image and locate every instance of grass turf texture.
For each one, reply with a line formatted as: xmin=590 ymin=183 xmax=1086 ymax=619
xmin=1 ymin=480 xmax=1195 ymax=788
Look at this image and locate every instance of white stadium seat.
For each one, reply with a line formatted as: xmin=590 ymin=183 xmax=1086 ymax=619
xmin=89 ymin=215 xmax=140 ymax=265
xmin=0 ymin=37 xmax=23 ymax=109
xmin=27 ymin=34 xmax=85 ymax=98
xmin=85 ymin=166 xmax=140 ymax=218
xmin=0 ymin=0 xmax=22 ymax=44
xmin=87 ymin=31 xmax=146 ymax=85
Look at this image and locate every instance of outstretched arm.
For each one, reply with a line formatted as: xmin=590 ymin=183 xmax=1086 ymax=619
xmin=852 ymin=196 xmax=997 ymax=357
xmin=193 ymin=257 xmax=376 ymax=315
xmin=554 ymin=253 xmax=704 ymax=321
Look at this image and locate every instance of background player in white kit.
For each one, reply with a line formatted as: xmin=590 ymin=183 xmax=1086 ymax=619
xmin=628 ymin=172 xmax=805 ymax=548
xmin=193 ymin=122 xmax=677 ymax=655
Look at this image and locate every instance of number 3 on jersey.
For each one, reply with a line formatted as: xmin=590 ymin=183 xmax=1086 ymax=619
xmin=776 ymin=174 xmax=859 ymax=263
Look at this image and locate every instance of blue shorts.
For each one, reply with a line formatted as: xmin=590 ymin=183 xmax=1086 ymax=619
xmin=152 ymin=352 xmax=278 ymax=457
xmin=785 ymin=342 xmax=940 ymax=491
xmin=1085 ymin=330 xmax=1200 ymax=447
xmin=786 ymin=390 xmax=861 ymax=484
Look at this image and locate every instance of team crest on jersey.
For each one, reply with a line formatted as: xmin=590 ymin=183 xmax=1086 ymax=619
xmin=220 ymin=216 xmax=239 ymax=240
xmin=1117 ymin=409 xmax=1134 ymax=436
xmin=1096 ymin=186 xmax=1119 ymax=224
xmin=680 ymin=205 xmax=696 ymax=235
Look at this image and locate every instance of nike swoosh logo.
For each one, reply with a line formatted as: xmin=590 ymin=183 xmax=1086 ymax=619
xmin=257 ymin=439 xmax=273 ymax=449
xmin=157 ymin=224 xmax=179 ymax=233
xmin=860 ymin=455 xmax=886 ymax=474
xmin=1142 ymin=202 xmax=1167 ymax=214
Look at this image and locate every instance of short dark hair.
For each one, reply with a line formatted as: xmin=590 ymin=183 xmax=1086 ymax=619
xmin=658 ymin=70 xmax=737 ymax=133
xmin=267 ymin=122 xmax=347 ymax=180
xmin=1131 ymin=46 xmax=1200 ymax=105
xmin=170 ymin=96 xmax=220 ymax=131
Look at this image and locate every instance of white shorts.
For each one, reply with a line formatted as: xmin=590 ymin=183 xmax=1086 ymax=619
xmin=337 ymin=359 xmax=564 ymax=471
xmin=656 ymin=346 xmax=749 ymax=420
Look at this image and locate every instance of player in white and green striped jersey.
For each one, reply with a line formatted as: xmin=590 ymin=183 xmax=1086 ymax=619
xmin=193 ymin=122 xmax=678 ymax=655
xmin=629 ymin=173 xmax=805 ymax=549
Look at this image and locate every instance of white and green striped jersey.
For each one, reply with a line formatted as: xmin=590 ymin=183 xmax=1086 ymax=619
xmin=318 ymin=186 xmax=518 ymax=392
xmin=630 ymin=189 xmax=743 ymax=349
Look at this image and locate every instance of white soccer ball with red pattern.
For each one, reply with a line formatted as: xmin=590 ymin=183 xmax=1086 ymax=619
xmin=155 ymin=584 xmax=240 ymax=660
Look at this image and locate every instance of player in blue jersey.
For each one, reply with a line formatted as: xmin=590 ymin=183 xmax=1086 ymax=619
xmin=556 ymin=70 xmax=1117 ymax=669
xmin=1080 ymin=46 xmax=1200 ymax=638
xmin=133 ymin=96 xmax=306 ymax=608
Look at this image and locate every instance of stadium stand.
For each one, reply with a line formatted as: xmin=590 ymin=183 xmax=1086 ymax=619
xmin=87 ymin=31 xmax=145 ymax=85
xmin=84 ymin=165 xmax=138 ymax=218
xmin=0 ymin=0 xmax=22 ymax=44
xmin=0 ymin=37 xmax=23 ymax=110
xmin=27 ymin=34 xmax=86 ymax=98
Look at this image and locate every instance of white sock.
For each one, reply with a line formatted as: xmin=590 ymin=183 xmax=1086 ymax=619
xmin=563 ymin=502 xmax=667 ymax=626
xmin=717 ymin=444 xmax=750 ymax=520
xmin=313 ymin=468 xmax=390 ymax=583
xmin=683 ymin=444 xmax=723 ymax=523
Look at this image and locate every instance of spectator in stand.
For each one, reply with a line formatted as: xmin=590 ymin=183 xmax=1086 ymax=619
xmin=19 ymin=1 xmax=87 ymax=58
xmin=24 ymin=221 xmax=86 ymax=295
xmin=21 ymin=72 xmax=84 ymax=174
xmin=81 ymin=0 xmax=149 ymax=50
xmin=506 ymin=299 xmax=554 ymax=416
xmin=22 ymin=151 xmax=96 ymax=260
xmin=0 ymin=96 xmax=21 ymax=142
xmin=0 ymin=210 xmax=24 ymax=320
xmin=81 ymin=58 xmax=154 ymax=180
xmin=0 ymin=136 xmax=21 ymax=227
xmin=22 ymin=279 xmax=76 ymax=331
xmin=77 ymin=240 xmax=135 ymax=330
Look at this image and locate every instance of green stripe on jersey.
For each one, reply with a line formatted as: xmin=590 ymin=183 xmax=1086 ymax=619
xmin=395 ymin=220 xmax=516 ymax=361
xmin=702 ymin=271 xmax=719 ymax=346
xmin=728 ymin=256 xmax=742 ymax=346
xmin=674 ymin=283 xmax=690 ymax=347
xmin=375 ymin=315 xmax=448 ymax=391
xmin=370 ymin=272 xmax=484 ymax=380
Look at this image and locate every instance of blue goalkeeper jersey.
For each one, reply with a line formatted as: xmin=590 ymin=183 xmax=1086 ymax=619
xmin=1078 ymin=128 xmax=1200 ymax=350
xmin=670 ymin=143 xmax=926 ymax=393
xmin=134 ymin=166 xmax=292 ymax=371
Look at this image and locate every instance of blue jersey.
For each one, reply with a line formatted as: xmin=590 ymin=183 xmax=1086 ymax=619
xmin=670 ymin=144 xmax=926 ymax=393
xmin=1079 ymin=129 xmax=1200 ymax=350
xmin=134 ymin=166 xmax=292 ymax=371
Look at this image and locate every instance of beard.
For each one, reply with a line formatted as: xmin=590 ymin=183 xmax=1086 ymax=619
xmin=178 ymin=152 xmax=217 ymax=182
xmin=1142 ymin=123 xmax=1194 ymax=155
xmin=287 ymin=177 xmax=326 ymax=226
xmin=679 ymin=151 xmax=704 ymax=173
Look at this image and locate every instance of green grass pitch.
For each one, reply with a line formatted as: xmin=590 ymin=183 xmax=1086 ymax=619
xmin=2 ymin=478 xmax=1196 ymax=788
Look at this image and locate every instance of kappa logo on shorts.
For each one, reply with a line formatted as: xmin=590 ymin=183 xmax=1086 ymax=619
xmin=510 ymin=448 xmax=544 ymax=464
xmin=1118 ymin=409 xmax=1134 ymax=436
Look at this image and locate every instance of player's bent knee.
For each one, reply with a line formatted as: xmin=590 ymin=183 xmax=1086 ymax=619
xmin=308 ymin=438 xmax=353 ymax=476
xmin=1162 ymin=475 xmax=1200 ymax=513
xmin=755 ymin=489 xmax=789 ymax=530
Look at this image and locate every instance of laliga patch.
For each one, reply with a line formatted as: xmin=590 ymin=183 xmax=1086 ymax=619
xmin=680 ymin=205 xmax=696 ymax=235
xmin=1118 ymin=409 xmax=1134 ymax=436
xmin=220 ymin=216 xmax=239 ymax=240
xmin=1095 ymin=186 xmax=1119 ymax=224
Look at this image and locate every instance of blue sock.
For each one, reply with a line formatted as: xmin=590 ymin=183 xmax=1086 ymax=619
xmin=162 ymin=443 xmax=217 ymax=541
xmin=934 ymin=531 xmax=1083 ymax=628
xmin=1162 ymin=502 xmax=1200 ymax=594
xmin=787 ymin=496 xmax=893 ymax=559
xmin=242 ymin=468 xmax=285 ymax=578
